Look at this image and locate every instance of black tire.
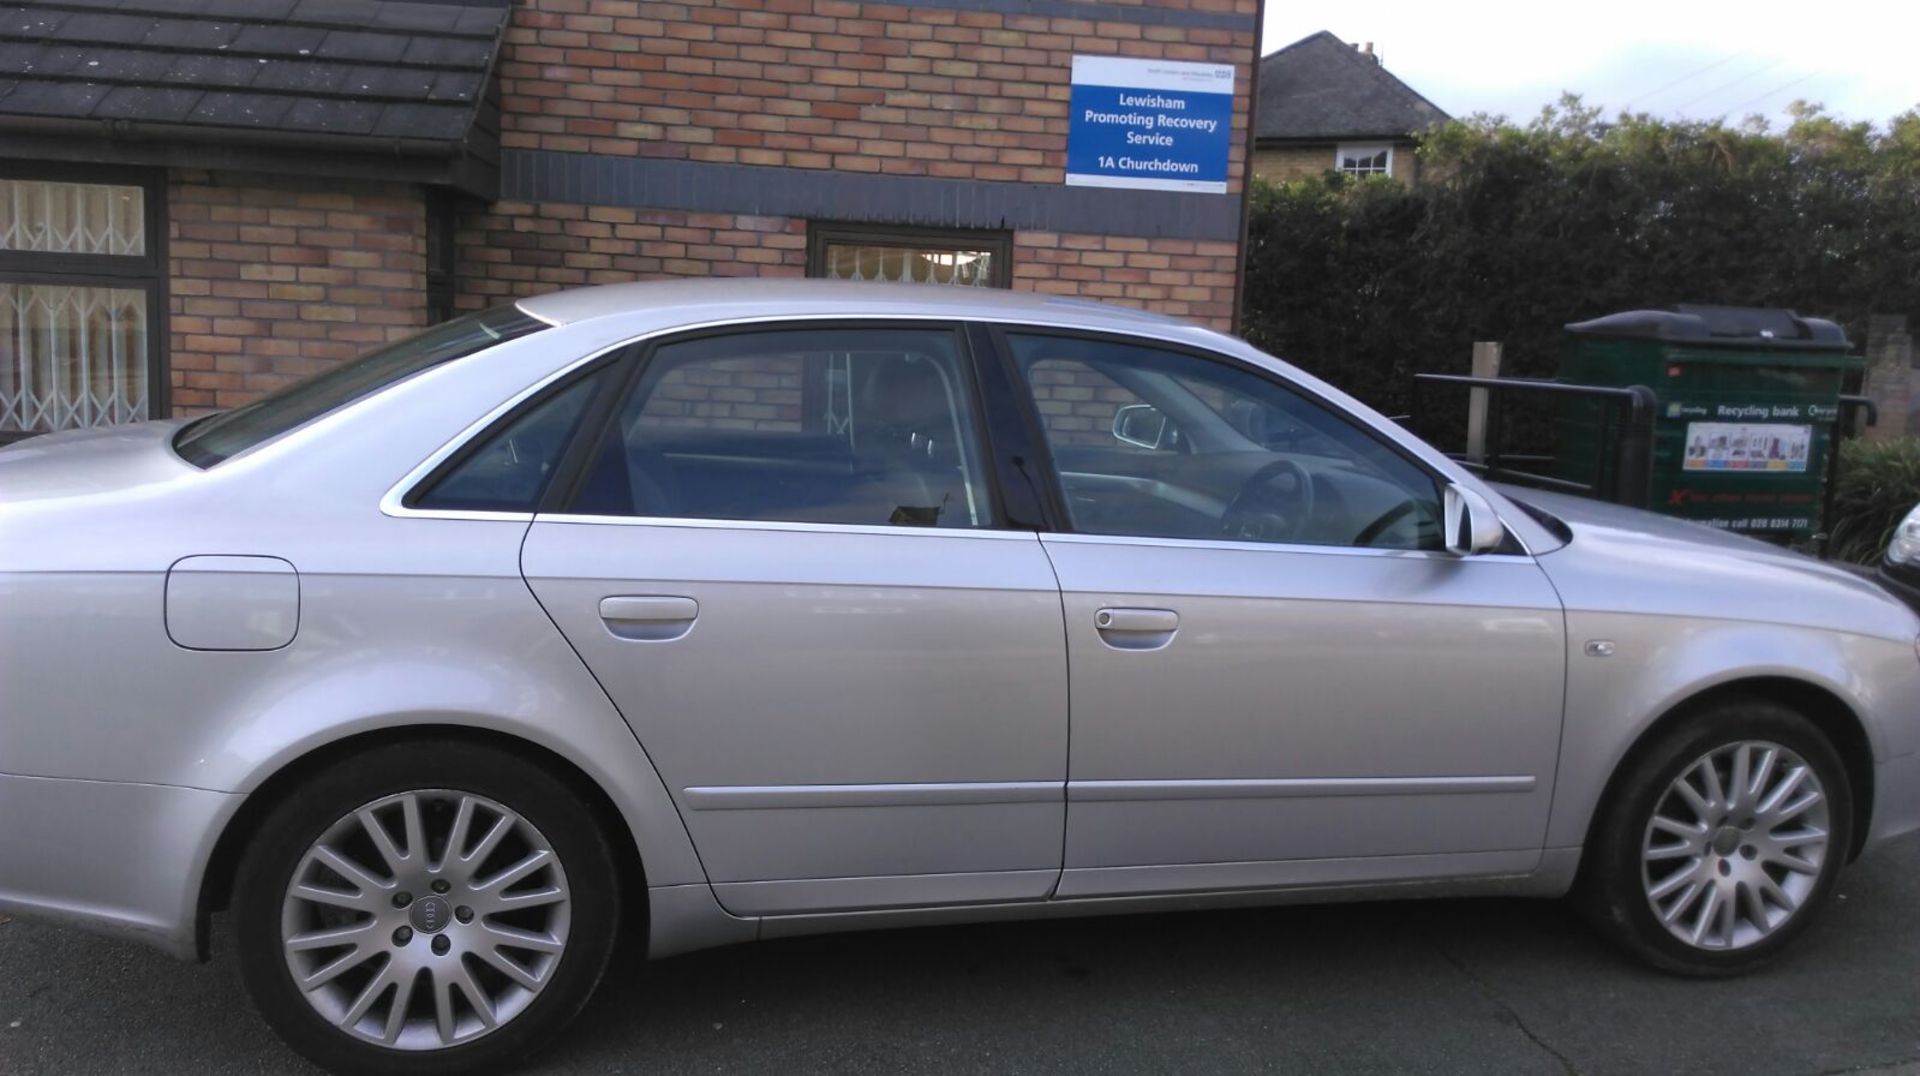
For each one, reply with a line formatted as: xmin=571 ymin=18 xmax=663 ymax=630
xmin=232 ymin=740 xmax=621 ymax=1076
xmin=1579 ymin=699 xmax=1852 ymax=977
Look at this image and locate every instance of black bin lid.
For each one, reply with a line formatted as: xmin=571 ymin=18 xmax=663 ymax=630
xmin=1566 ymin=304 xmax=1852 ymax=351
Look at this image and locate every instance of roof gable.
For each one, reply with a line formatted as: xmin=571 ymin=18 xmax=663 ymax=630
xmin=1256 ymin=31 xmax=1450 ymax=142
xmin=0 ymin=0 xmax=510 ymax=196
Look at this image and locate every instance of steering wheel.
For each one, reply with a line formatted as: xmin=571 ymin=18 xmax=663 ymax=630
xmin=1351 ymin=501 xmax=1418 ymax=547
xmin=1220 ymin=459 xmax=1315 ymax=543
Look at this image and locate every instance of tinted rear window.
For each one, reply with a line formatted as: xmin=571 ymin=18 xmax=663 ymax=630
xmin=173 ymin=306 xmax=547 ymax=468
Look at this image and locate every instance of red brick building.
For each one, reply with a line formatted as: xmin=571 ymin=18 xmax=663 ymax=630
xmin=0 ymin=0 xmax=1261 ymax=437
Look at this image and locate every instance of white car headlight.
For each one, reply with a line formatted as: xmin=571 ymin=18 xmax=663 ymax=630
xmin=1890 ymin=504 xmax=1920 ymax=566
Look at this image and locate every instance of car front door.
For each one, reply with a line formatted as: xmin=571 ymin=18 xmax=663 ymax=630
xmin=1000 ymin=330 xmax=1567 ymax=899
xmin=519 ymin=324 xmax=1067 ymax=917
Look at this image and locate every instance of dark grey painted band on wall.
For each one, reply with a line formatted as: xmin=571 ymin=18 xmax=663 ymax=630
xmin=500 ymin=150 xmax=1244 ymax=241
xmin=880 ymin=0 xmax=1256 ymax=32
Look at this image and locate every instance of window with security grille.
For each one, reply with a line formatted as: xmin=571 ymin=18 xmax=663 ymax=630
xmin=808 ymin=224 xmax=1011 ymax=289
xmin=1335 ymin=145 xmax=1394 ymax=178
xmin=0 ymin=172 xmax=163 ymax=441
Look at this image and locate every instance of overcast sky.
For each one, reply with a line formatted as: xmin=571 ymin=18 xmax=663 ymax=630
xmin=1261 ymin=1 xmax=1920 ymax=128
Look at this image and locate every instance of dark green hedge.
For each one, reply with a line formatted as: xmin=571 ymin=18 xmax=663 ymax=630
xmin=1241 ymin=99 xmax=1920 ymax=421
xmin=1827 ymin=438 xmax=1920 ymax=564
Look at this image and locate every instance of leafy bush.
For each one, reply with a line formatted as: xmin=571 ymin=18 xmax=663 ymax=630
xmin=1242 ymin=99 xmax=1920 ymax=424
xmin=1826 ymin=438 xmax=1920 ymax=565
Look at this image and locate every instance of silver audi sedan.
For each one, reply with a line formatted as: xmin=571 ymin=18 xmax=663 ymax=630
xmin=4 ymin=281 xmax=1919 ymax=1074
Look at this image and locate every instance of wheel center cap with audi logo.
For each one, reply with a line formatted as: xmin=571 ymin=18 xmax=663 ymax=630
xmin=409 ymin=895 xmax=453 ymax=934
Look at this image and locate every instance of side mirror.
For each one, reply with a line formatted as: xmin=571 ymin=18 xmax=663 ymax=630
xmin=1112 ymin=403 xmax=1170 ymax=450
xmin=1443 ymin=484 xmax=1506 ymax=556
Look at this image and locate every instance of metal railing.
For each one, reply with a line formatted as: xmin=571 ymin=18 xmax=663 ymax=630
xmin=1411 ymin=373 xmax=1659 ymax=508
xmin=1411 ymin=375 xmax=1879 ymax=557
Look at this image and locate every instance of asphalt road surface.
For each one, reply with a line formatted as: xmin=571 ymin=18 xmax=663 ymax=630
xmin=6 ymin=836 xmax=1920 ymax=1075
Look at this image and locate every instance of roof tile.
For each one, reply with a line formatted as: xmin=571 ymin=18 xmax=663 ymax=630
xmin=426 ymin=70 xmax=481 ymax=102
xmin=0 ymin=0 xmax=505 ymax=160
xmin=368 ymin=3 xmax=462 ymax=34
xmin=94 ymin=85 xmax=205 ymax=123
xmin=164 ymin=53 xmax=263 ymax=88
xmin=338 ymin=64 xmax=434 ymax=99
xmin=287 ymin=0 xmax=382 ymax=30
xmin=400 ymin=35 xmax=492 ymax=68
xmin=72 ymin=47 xmax=178 ymax=81
xmin=1256 ymin=31 xmax=1451 ymax=142
xmin=37 ymin=47 xmax=95 ymax=77
xmin=371 ymin=101 xmax=467 ymax=140
xmin=53 ymin=12 xmax=157 ymax=46
xmin=250 ymin=60 xmax=347 ymax=94
xmin=314 ymin=29 xmax=410 ymax=65
xmin=0 ymin=42 xmax=43 ymax=74
xmin=189 ymin=90 xmax=295 ymax=128
xmin=0 ymin=80 xmax=110 ymax=116
xmin=0 ymin=7 xmax=68 ymax=37
xmin=141 ymin=17 xmax=240 ymax=49
xmin=281 ymin=96 xmax=381 ymax=135
xmin=452 ymin=6 xmax=508 ymax=36
xmin=129 ymin=2 xmax=218 ymax=14
xmin=200 ymin=0 xmax=295 ymax=17
xmin=229 ymin=23 xmax=327 ymax=56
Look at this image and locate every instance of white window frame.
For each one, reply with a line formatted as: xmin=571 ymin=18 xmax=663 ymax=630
xmin=1334 ymin=143 xmax=1395 ymax=178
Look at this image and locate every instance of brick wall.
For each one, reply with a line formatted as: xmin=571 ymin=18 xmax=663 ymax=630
xmin=463 ymin=0 xmax=1256 ymax=332
xmin=1252 ymin=139 xmax=1420 ymax=186
xmin=455 ymin=205 xmax=1242 ymax=330
xmin=454 ymin=200 xmax=807 ymax=311
xmin=1252 ymin=143 xmax=1334 ymax=184
xmin=167 ymin=175 xmax=426 ymax=414
xmin=641 ymin=354 xmax=809 ymax=433
xmin=1013 ymin=231 xmax=1239 ymax=326
xmin=498 ymin=0 xmax=1255 ymax=189
xmin=1028 ymin=356 xmax=1150 ymax=446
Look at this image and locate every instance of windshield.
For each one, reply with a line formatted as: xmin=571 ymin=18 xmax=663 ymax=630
xmin=172 ymin=305 xmax=548 ymax=468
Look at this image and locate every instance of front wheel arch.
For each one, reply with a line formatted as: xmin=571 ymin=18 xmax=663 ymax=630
xmin=195 ymin=725 xmax=649 ymax=962
xmin=1579 ymin=677 xmax=1875 ymax=881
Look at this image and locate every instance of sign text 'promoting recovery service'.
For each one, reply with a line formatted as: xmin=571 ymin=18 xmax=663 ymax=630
xmin=1066 ymin=56 xmax=1236 ymax=194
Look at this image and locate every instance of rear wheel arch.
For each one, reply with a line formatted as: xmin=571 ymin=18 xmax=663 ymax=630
xmin=1582 ymin=677 xmax=1874 ymax=870
xmin=194 ymin=724 xmax=649 ymax=962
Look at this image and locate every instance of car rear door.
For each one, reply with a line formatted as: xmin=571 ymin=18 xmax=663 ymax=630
xmin=997 ymin=329 xmax=1568 ymax=899
xmin=519 ymin=323 xmax=1068 ymax=917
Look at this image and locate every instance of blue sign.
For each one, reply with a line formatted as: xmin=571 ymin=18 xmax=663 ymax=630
xmin=1066 ymin=56 xmax=1237 ymax=194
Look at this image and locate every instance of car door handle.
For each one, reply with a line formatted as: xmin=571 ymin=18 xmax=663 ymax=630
xmin=1094 ymin=607 xmax=1179 ymax=650
xmin=1096 ymin=607 xmax=1178 ymax=633
xmin=599 ymin=596 xmax=698 ymax=641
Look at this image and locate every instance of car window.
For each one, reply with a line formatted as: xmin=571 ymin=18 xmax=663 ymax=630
xmin=568 ymin=326 xmax=994 ymax=529
xmin=173 ymin=305 xmax=548 ymax=468
xmin=410 ymin=370 xmax=607 ymax=513
xmin=1027 ymin=358 xmax=1191 ymax=453
xmin=1009 ymin=333 xmax=1442 ymax=550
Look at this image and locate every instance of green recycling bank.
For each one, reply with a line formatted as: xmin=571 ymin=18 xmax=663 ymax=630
xmin=1558 ymin=306 xmax=1861 ymax=539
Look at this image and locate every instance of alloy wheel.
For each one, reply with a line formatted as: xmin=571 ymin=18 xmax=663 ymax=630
xmin=1640 ymin=740 xmax=1831 ymax=951
xmin=279 ymin=789 xmax=572 ymax=1050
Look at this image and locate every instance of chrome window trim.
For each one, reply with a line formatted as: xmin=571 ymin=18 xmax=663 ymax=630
xmin=1038 ymin=529 xmax=1537 ymax=563
xmin=380 ymin=336 xmax=640 ymax=521
xmin=385 ymin=312 xmax=1013 ymax=522
xmin=382 ymin=311 xmax=1520 ymax=551
xmin=530 ymin=511 xmax=1040 ymax=542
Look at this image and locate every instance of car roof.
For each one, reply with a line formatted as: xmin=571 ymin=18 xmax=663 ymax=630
xmin=514 ymin=278 xmax=1192 ymax=332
